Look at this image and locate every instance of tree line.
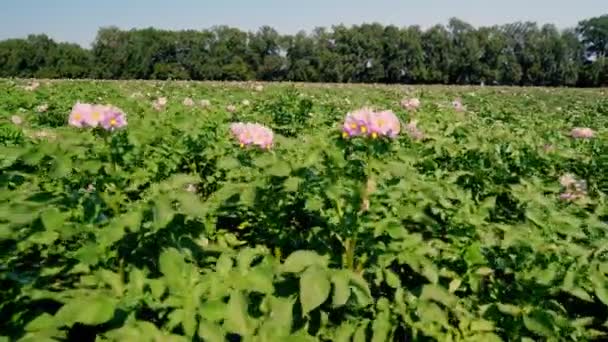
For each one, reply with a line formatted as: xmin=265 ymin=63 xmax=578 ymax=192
xmin=1 ymin=15 xmax=608 ymax=86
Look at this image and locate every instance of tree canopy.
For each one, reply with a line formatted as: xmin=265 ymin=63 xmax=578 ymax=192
xmin=1 ymin=15 xmax=608 ymax=86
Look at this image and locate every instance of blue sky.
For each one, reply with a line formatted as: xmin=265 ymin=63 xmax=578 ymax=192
xmin=0 ymin=0 xmax=606 ymax=47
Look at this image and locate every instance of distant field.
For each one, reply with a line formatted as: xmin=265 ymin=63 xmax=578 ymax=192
xmin=1 ymin=79 xmax=608 ymax=341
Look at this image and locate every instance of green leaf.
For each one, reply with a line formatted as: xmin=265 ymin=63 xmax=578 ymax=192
xmin=304 ymin=196 xmax=323 ymax=211
xmin=242 ymin=267 xmax=274 ymax=294
xmin=51 ymin=155 xmax=72 ymax=178
xmin=281 ymin=250 xmax=328 ymax=273
xmin=420 ymin=259 xmax=439 ymax=284
xmin=25 ymin=313 xmax=56 ymax=332
xmin=224 ymin=291 xmax=252 ymax=336
xmin=333 ymin=323 xmax=356 ymax=342
xmin=496 ymin=303 xmax=521 ymax=316
xmin=590 ymin=266 xmax=608 ymax=306
xmin=198 ymin=321 xmax=225 ymax=342
xmin=216 ymin=253 xmax=234 ymax=275
xmin=40 ymin=208 xmax=64 ymax=231
xmin=470 ymin=319 xmax=495 ymax=332
xmin=153 ymin=196 xmax=174 ymax=229
xmin=258 ymin=297 xmax=294 ymax=338
xmin=175 ymin=192 xmax=205 ymax=217
xmin=334 ymin=323 xmax=356 ymax=342
xmin=464 ymin=242 xmax=486 ymax=266
xmin=253 ymin=154 xmax=275 ymax=168
xmin=284 ymin=177 xmax=301 ymax=192
xmin=420 ymin=284 xmax=456 ymax=307
xmin=29 ymin=230 xmax=59 ymax=246
xmin=183 ymin=306 xmax=197 ymax=337
xmin=331 ymin=270 xmax=351 ymax=307
xmin=353 ymin=321 xmax=368 ymax=342
xmin=217 ymin=156 xmax=240 ymax=169
xmin=523 ymin=309 xmax=555 ymax=337
xmin=267 ymin=160 xmax=291 ymax=177
xmin=237 ymin=247 xmax=262 ymax=273
xmin=300 ymin=265 xmax=331 ymax=314
xmin=371 ymin=302 xmax=391 ymax=342
xmin=97 ymin=269 xmax=124 ymax=296
xmin=448 ymin=278 xmax=462 ymax=293
xmin=384 ymin=269 xmax=401 ymax=289
xmin=54 ymin=296 xmax=116 ymax=326
xmin=129 ymin=268 xmax=146 ymax=295
xmin=149 ymin=279 xmax=166 ymax=299
xmin=417 ymin=301 xmax=448 ymax=327
xmin=159 ymin=248 xmax=187 ymax=291
xmin=349 ymin=273 xmax=373 ymax=306
xmin=200 ymin=300 xmax=226 ymax=323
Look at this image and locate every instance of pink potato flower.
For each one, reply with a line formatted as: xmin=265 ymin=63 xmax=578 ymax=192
xmin=368 ymin=110 xmax=401 ymax=138
xmin=69 ymin=102 xmax=93 ymax=128
xmin=153 ymin=97 xmax=167 ymax=111
xmin=570 ymin=127 xmax=594 ymax=139
xmin=84 ymin=104 xmax=109 ymax=128
xmin=100 ymin=108 xmax=128 ymax=131
xmin=342 ymin=108 xmax=401 ymax=139
xmin=342 ymin=107 xmax=374 ymax=137
xmin=11 ymin=115 xmax=23 ymax=125
xmin=400 ymin=98 xmax=421 ymax=110
xmin=404 ymin=120 xmax=424 ymax=140
xmin=230 ymin=122 xmax=273 ymax=149
xmin=183 ymin=97 xmax=194 ymax=106
xmin=452 ymin=99 xmax=465 ymax=112
xmin=69 ymin=102 xmax=127 ymax=131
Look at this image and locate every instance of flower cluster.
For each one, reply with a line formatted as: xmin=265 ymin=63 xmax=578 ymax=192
xmin=24 ymin=81 xmax=40 ymax=91
xmin=404 ymin=120 xmax=424 ymax=140
xmin=11 ymin=115 xmax=23 ymax=125
xmin=69 ymin=102 xmax=127 ymax=131
xmin=230 ymin=122 xmax=274 ymax=149
xmin=400 ymin=98 xmax=420 ymax=111
xmin=153 ymin=97 xmax=167 ymax=111
xmin=559 ymin=173 xmax=587 ymax=201
xmin=570 ymin=127 xmax=594 ymax=139
xmin=452 ymin=98 xmax=465 ymax=112
xmin=36 ymin=104 xmax=49 ymax=113
xmin=342 ymin=108 xmax=401 ymax=139
xmin=183 ymin=97 xmax=194 ymax=106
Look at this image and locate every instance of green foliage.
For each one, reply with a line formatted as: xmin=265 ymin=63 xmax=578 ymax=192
xmin=1 ymin=80 xmax=608 ymax=341
xmin=2 ymin=15 xmax=608 ymax=85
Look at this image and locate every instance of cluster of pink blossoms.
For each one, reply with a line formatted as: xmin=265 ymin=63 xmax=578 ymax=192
xmin=400 ymin=98 xmax=421 ymax=111
xmin=570 ymin=127 xmax=594 ymax=139
xmin=559 ymin=173 xmax=587 ymax=201
xmin=342 ymin=107 xmax=401 ymax=139
xmin=69 ymin=102 xmax=127 ymax=131
xmin=230 ymin=122 xmax=274 ymax=149
xmin=452 ymin=98 xmax=465 ymax=112
xmin=153 ymin=97 xmax=168 ymax=111
xmin=404 ymin=120 xmax=424 ymax=140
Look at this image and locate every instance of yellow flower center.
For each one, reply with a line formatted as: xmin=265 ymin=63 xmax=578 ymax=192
xmin=371 ymin=132 xmax=378 ymax=139
xmin=342 ymin=131 xmax=348 ymax=138
xmin=110 ymin=118 xmax=117 ymax=126
xmin=360 ymin=126 xmax=367 ymax=133
xmin=350 ymin=123 xmax=357 ymax=129
xmin=92 ymin=112 xmax=100 ymax=120
xmin=74 ymin=113 xmax=81 ymax=120
xmin=240 ymin=143 xmax=245 ymax=148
